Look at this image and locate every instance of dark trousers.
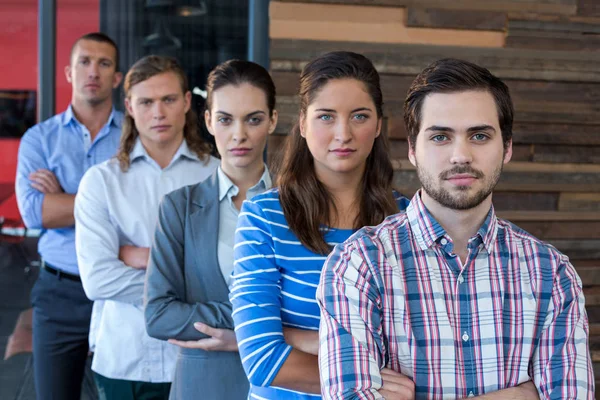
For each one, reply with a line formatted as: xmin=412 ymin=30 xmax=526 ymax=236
xmin=31 ymin=266 xmax=94 ymax=400
xmin=94 ymin=372 xmax=171 ymax=400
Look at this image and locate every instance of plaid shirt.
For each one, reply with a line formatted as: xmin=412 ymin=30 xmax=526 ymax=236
xmin=317 ymin=191 xmax=594 ymax=399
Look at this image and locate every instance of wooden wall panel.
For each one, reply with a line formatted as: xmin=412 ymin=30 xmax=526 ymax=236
xmin=268 ymin=0 xmax=600 ymax=361
xmin=406 ymin=8 xmax=507 ymax=31
xmin=270 ymin=2 xmax=505 ymax=47
xmin=275 ymin=0 xmax=578 ymax=15
xmin=270 ymin=39 xmax=600 ymax=82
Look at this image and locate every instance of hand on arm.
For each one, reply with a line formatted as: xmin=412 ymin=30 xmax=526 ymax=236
xmin=283 ymin=328 xmax=319 ymax=356
xmin=534 ymin=260 xmax=594 ymax=399
xmin=231 ymin=198 xmax=321 ymax=394
xmin=144 ymin=193 xmax=235 ymax=342
xmin=75 ymin=168 xmax=146 ymax=304
xmin=379 ymin=368 xmax=415 ymax=400
xmin=317 ymin=237 xmax=391 ymax=400
xmin=29 ymin=169 xmax=75 ymax=228
xmin=168 ymin=323 xmax=238 ymax=351
xmin=472 ymin=381 xmax=538 ymax=399
xmin=119 ymin=245 xmax=150 ymax=269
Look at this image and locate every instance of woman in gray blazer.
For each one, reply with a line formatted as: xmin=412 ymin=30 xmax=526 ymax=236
xmin=144 ymin=60 xmax=278 ymax=400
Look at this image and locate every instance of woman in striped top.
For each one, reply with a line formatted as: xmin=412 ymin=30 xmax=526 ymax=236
xmin=230 ymin=51 xmax=410 ymax=399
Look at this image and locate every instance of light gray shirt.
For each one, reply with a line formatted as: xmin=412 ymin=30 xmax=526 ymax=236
xmin=217 ymin=165 xmax=271 ymax=283
xmin=75 ymin=138 xmax=219 ymax=382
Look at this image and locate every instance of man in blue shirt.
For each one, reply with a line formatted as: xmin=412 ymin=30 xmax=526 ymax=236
xmin=15 ymin=32 xmax=123 ymax=400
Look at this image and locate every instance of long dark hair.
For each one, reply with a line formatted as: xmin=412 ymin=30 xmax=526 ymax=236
xmin=278 ymin=51 xmax=397 ymax=254
xmin=117 ymin=55 xmax=212 ymax=171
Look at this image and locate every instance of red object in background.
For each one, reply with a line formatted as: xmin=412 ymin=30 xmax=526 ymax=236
xmin=0 ymin=0 xmax=99 ymax=224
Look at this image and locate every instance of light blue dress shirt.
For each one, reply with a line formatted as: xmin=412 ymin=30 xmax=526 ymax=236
xmin=75 ymin=138 xmax=219 ymax=382
xmin=15 ymin=105 xmax=123 ymax=275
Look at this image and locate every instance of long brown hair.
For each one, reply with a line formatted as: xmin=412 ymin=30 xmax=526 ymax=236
xmin=278 ymin=51 xmax=398 ymax=254
xmin=117 ymin=55 xmax=212 ymax=171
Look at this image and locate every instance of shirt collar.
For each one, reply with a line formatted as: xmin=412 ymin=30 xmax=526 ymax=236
xmin=130 ymin=138 xmax=198 ymax=165
xmin=407 ymin=190 xmax=498 ymax=253
xmin=217 ymin=165 xmax=272 ymax=202
xmin=61 ymin=104 xmax=122 ymax=129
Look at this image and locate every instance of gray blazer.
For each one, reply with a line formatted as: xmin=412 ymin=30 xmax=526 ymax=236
xmin=145 ymin=171 xmax=249 ymax=400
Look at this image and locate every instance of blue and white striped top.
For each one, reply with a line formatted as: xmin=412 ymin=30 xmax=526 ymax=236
xmin=230 ymin=188 xmax=409 ymax=399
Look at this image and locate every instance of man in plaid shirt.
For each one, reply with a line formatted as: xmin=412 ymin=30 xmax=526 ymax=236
xmin=316 ymin=58 xmax=594 ymax=400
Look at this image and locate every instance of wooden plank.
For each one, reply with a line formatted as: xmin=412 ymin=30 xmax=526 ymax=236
xmin=406 ymin=8 xmax=507 ymax=31
xmin=575 ymin=266 xmax=600 ymax=286
xmin=533 ymin=145 xmax=600 ymax=163
xmin=274 ymin=0 xmax=578 ymax=15
xmin=512 ymin=123 xmax=600 ymax=146
xmin=559 ymin=193 xmax=600 ymax=211
xmin=550 ymin=240 xmax=600 ymax=260
xmin=393 ymin=159 xmax=600 ymax=191
xmin=506 ymin=29 xmax=600 ymax=51
xmin=584 ymin=286 xmax=600 ymax=306
xmin=272 ymin=71 xmax=300 ymax=97
xmin=511 ymin=100 xmax=600 ymax=125
xmin=508 ymin=12 xmax=600 ymax=33
xmin=270 ymin=39 xmax=600 ymax=82
xmin=507 ymin=80 xmax=600 ymax=106
xmin=500 ymin=211 xmax=600 ymax=221
xmin=514 ymin=221 xmax=600 ymax=239
xmin=572 ymin=260 xmax=600 ymax=267
xmin=578 ymin=0 xmax=600 ymax=16
xmin=393 ymin=168 xmax=600 ymax=193
xmin=270 ymin=2 xmax=505 ymax=47
xmin=492 ymin=192 xmax=558 ymax=211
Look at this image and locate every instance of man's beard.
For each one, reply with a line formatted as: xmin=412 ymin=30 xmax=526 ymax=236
xmin=416 ymin=162 xmax=503 ymax=210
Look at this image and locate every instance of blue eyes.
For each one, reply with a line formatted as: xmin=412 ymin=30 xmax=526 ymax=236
xmin=430 ymin=133 xmax=490 ymax=143
xmin=216 ymin=117 xmax=263 ymax=125
xmin=317 ymin=114 xmax=368 ymax=122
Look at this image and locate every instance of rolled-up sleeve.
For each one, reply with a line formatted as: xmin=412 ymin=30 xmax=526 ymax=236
xmin=317 ymin=236 xmax=387 ymax=400
xmin=229 ymin=199 xmax=293 ymax=387
xmin=15 ymin=127 xmax=47 ymax=229
xmin=75 ymin=167 xmax=145 ymax=305
xmin=144 ymin=191 xmax=234 ymax=341
xmin=533 ymin=260 xmax=594 ymax=399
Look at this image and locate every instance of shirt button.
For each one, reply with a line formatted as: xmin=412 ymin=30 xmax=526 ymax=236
xmin=462 ymin=331 xmax=469 ymax=342
xmin=458 ymin=275 xmax=464 ymax=284
xmin=440 ymin=238 xmax=448 ymax=245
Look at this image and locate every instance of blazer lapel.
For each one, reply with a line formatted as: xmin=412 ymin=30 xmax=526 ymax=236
xmin=188 ymin=172 xmax=230 ymax=292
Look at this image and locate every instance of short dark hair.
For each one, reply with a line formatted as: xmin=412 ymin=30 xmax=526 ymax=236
xmin=70 ymin=32 xmax=120 ymax=71
xmin=404 ymin=58 xmax=513 ymax=150
xmin=205 ymin=59 xmax=276 ymax=117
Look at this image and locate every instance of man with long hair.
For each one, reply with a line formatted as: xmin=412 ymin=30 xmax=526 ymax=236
xmin=74 ymin=55 xmax=218 ymax=399
xmin=15 ymin=32 xmax=123 ymax=400
xmin=317 ymin=59 xmax=594 ymax=399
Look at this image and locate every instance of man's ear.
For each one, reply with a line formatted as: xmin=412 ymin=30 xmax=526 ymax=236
xmin=503 ymin=139 xmax=513 ymax=165
xmin=125 ymin=97 xmax=134 ymax=116
xmin=65 ymin=65 xmax=72 ymax=83
xmin=112 ymin=71 xmax=123 ymax=89
xmin=408 ymin=142 xmax=417 ymax=167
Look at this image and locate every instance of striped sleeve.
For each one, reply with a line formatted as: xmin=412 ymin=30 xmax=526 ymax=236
xmin=533 ymin=258 xmax=595 ymax=399
xmin=230 ymin=197 xmax=293 ymax=387
xmin=317 ymin=234 xmax=386 ymax=400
